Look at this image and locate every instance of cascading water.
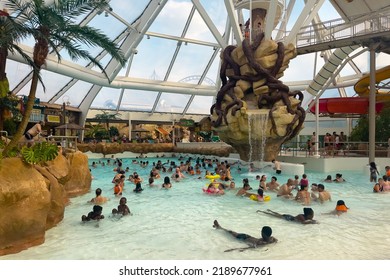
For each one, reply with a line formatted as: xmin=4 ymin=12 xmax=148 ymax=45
xmin=248 ymin=111 xmax=269 ymax=163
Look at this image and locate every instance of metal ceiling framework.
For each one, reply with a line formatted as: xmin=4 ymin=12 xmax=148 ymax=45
xmin=3 ymin=0 xmax=390 ymax=124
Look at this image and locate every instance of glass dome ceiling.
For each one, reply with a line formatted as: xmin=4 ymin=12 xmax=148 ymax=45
xmin=3 ymin=0 xmax=390 ymax=123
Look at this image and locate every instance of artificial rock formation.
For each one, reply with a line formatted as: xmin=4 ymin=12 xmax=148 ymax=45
xmin=0 ymin=151 xmax=91 ymax=256
xmin=210 ymin=32 xmax=305 ymax=161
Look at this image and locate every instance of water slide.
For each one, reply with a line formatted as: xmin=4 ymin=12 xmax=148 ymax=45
xmin=354 ymin=65 xmax=390 ymax=102
xmin=310 ymin=66 xmax=390 ymax=115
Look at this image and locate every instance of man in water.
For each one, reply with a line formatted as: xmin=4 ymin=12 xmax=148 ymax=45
xmin=213 ymin=220 xmax=277 ymax=251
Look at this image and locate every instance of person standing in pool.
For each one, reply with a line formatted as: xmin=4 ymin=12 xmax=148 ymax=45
xmin=257 ymin=208 xmax=318 ymax=224
xmin=213 ymin=220 xmax=277 ymax=250
xmin=272 ymin=159 xmax=281 ymax=174
xmin=369 ymin=162 xmax=380 ymax=182
xmin=89 ymin=188 xmax=108 ymax=205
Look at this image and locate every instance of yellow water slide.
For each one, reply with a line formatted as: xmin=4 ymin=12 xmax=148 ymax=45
xmin=354 ymin=65 xmax=390 ymax=102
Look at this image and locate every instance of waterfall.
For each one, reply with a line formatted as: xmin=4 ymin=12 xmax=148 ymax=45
xmin=248 ymin=111 xmax=269 ymax=162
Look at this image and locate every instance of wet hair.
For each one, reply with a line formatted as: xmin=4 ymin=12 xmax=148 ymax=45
xmin=164 ymin=176 xmax=171 ymax=184
xmin=95 ymin=188 xmax=102 ymax=196
xmin=337 ymin=200 xmax=346 ymax=206
xmin=120 ymin=197 xmax=127 ymax=204
xmin=261 ymin=226 xmax=272 ymax=240
xmin=326 ymin=175 xmax=332 ymax=180
xmin=370 ymin=162 xmax=377 ymax=169
xmin=148 ymin=177 xmax=154 ymax=184
xmin=93 ymin=205 xmax=102 ymax=213
xmin=317 ymin=184 xmax=325 ymax=190
xmin=257 ymin=188 xmax=264 ymax=196
xmin=303 ymin=207 xmax=314 ymax=220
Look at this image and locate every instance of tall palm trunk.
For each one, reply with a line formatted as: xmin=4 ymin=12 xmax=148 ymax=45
xmin=0 ymin=46 xmax=8 ymax=131
xmin=2 ymin=30 xmax=48 ymax=155
xmin=2 ymin=70 xmax=40 ymax=155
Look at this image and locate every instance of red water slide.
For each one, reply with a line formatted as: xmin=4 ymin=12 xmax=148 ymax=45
xmin=309 ymin=97 xmax=384 ymax=115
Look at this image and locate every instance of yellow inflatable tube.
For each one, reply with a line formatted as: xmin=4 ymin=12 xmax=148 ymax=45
xmin=205 ymin=174 xmax=220 ymax=180
xmin=249 ymin=194 xmax=270 ymax=202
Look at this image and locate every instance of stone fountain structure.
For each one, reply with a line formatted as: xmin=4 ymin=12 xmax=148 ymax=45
xmin=210 ymin=5 xmax=305 ymax=162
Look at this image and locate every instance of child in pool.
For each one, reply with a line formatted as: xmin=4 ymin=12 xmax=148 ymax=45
xmin=82 ymin=205 xmax=104 ymax=221
xmin=112 ymin=197 xmax=131 ymax=216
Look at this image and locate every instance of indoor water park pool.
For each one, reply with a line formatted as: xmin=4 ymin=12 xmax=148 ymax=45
xmin=1 ymin=155 xmax=390 ymax=260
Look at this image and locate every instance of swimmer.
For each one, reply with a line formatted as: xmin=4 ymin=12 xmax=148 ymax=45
xmin=112 ymin=197 xmax=131 ymax=216
xmin=89 ymin=188 xmax=108 ymax=205
xmin=213 ymin=220 xmax=277 ymax=252
xmin=133 ymin=182 xmax=143 ymax=193
xmin=257 ymin=208 xmax=318 ymax=224
xmin=162 ymin=176 xmax=172 ymax=189
xmin=81 ymin=205 xmax=104 ymax=222
xmin=323 ymin=200 xmax=349 ymax=216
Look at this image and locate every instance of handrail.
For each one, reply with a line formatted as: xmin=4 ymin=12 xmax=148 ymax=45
xmin=46 ymin=135 xmax=78 ymax=150
xmin=295 ymin=10 xmax=390 ymax=50
xmin=280 ymin=141 xmax=389 ymax=158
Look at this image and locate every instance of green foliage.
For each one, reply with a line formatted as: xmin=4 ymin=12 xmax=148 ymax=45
xmin=21 ymin=142 xmax=58 ymax=165
xmin=350 ymin=107 xmax=390 ymax=142
xmin=94 ymin=129 xmax=109 ymax=140
xmin=109 ymin=126 xmax=119 ymax=137
xmin=85 ymin=124 xmax=106 ymax=138
xmin=3 ymin=118 xmax=17 ymax=135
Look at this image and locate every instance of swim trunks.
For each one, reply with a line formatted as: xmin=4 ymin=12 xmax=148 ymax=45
xmin=283 ymin=214 xmax=295 ymax=221
xmin=236 ymin=233 xmax=250 ymax=240
xmin=24 ymin=132 xmax=33 ymax=140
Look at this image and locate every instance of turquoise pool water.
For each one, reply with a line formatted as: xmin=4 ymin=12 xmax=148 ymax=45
xmin=2 ymin=155 xmax=390 ymax=260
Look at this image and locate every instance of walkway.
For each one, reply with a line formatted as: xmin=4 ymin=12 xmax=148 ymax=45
xmin=295 ymin=10 xmax=390 ymax=54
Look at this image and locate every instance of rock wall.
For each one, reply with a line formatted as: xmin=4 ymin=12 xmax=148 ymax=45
xmin=0 ymin=151 xmax=91 ymax=256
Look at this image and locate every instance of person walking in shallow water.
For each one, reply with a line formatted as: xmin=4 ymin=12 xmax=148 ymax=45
xmin=213 ymin=220 xmax=277 ymax=251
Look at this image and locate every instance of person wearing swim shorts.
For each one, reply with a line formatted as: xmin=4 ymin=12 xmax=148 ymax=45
xmin=213 ymin=220 xmax=277 ymax=250
xmin=24 ymin=120 xmax=45 ymax=141
xmin=257 ymin=208 xmax=318 ymax=224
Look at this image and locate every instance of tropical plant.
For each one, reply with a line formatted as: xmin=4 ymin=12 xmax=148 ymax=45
xmin=109 ymin=126 xmax=119 ymax=137
xmin=1 ymin=7 xmax=36 ymax=131
xmin=95 ymin=111 xmax=122 ymax=131
xmin=350 ymin=107 xmax=390 ymax=143
xmin=0 ymin=93 xmax=22 ymax=131
xmin=2 ymin=0 xmax=126 ymax=156
xmin=21 ymin=141 xmax=58 ymax=165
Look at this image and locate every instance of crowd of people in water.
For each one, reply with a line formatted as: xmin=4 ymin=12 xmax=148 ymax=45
xmin=83 ymin=154 xmax=390 ymax=250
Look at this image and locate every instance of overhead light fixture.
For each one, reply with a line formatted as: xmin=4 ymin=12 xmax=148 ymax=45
xmin=147 ymin=35 xmax=150 ymax=39
xmin=104 ymin=11 xmax=108 ymax=17
xmin=184 ymin=41 xmax=188 ymax=46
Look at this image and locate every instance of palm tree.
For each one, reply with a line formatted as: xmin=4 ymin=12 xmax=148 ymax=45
xmin=2 ymin=0 xmax=126 ymax=155
xmin=0 ymin=7 xmax=37 ymax=131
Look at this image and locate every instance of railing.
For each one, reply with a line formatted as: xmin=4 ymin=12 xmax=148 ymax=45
xmin=280 ymin=141 xmax=389 ymax=158
xmin=295 ymin=10 xmax=390 ymax=49
xmin=46 ymin=135 xmax=78 ymax=151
